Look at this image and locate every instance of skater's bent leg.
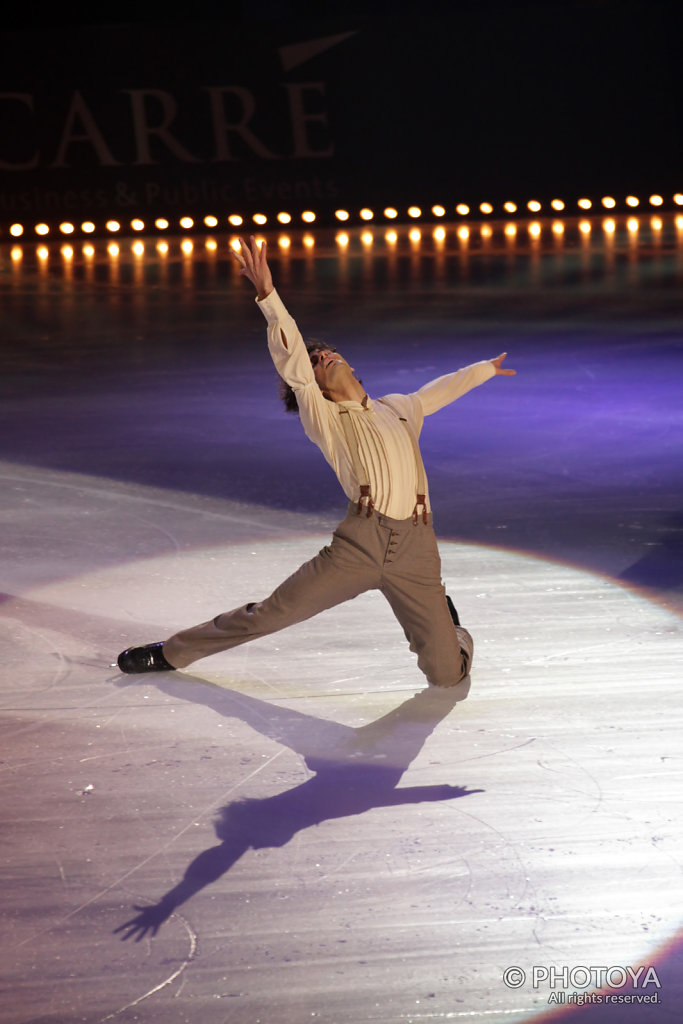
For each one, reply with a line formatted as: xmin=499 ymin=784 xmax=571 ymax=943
xmin=384 ymin=580 xmax=473 ymax=688
xmin=381 ymin=523 xmax=473 ymax=688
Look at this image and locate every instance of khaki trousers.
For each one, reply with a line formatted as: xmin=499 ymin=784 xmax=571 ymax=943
xmin=163 ymin=504 xmax=473 ymax=688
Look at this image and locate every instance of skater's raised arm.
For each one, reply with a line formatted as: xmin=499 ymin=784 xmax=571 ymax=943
xmin=230 ymin=235 xmax=341 ymax=455
xmin=231 ymin=235 xmax=302 ymax=360
xmin=230 ymin=234 xmax=319 ymax=390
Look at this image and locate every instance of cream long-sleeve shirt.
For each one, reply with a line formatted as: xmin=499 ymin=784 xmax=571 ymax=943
xmin=258 ymin=289 xmax=495 ymax=520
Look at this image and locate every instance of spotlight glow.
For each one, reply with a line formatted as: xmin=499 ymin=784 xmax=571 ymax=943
xmin=83 ymin=244 xmax=95 ymax=257
xmin=155 ymin=218 xmax=169 ymax=230
xmin=409 ymin=228 xmax=421 ymax=242
xmin=106 ymin=220 xmax=120 ymax=233
xmin=481 ymin=224 xmax=493 ymax=239
xmin=37 ymin=246 xmax=49 ymax=259
xmin=303 ymin=234 xmax=315 ymax=248
xmin=132 ymin=241 xmax=144 ymax=256
xmin=456 ymin=204 xmax=470 ymax=216
xmin=131 ymin=219 xmax=145 ymax=231
xmin=335 ymin=232 xmax=349 ymax=247
xmin=433 ymin=226 xmax=446 ymax=242
xmin=10 ymin=224 xmax=23 ymax=237
xmin=59 ymin=222 xmax=75 ymax=234
xmin=277 ymin=212 xmax=292 ymax=224
xmin=674 ymin=194 xmax=683 ymax=206
xmin=626 ymin=196 xmax=639 ymax=208
xmin=385 ymin=230 xmax=398 ymax=244
xmin=383 ymin=207 xmax=398 ymax=219
xmin=551 ymin=199 xmax=565 ymax=211
xmin=360 ymin=208 xmax=374 ymax=221
xmin=651 ymin=216 xmax=663 ymax=230
xmin=578 ymin=198 xmax=592 ymax=210
xmin=361 ymin=231 xmax=374 ymax=246
xmin=504 ymin=202 xmax=517 ymax=214
xmin=35 ymin=223 xmax=49 ymax=236
xmin=627 ymin=217 xmax=639 ymax=232
xmin=82 ymin=222 xmax=96 ymax=234
xmin=278 ymin=236 xmax=291 ymax=249
xmin=107 ymin=242 xmax=119 ymax=256
xmin=431 ymin=205 xmax=446 ymax=217
xmin=407 ymin=206 xmax=422 ymax=219
xmin=479 ymin=202 xmax=493 ymax=215
xmin=60 ymin=245 xmax=74 ymax=259
xmin=603 ymin=218 xmax=616 ymax=233
xmin=457 ymin=226 xmax=469 ymax=241
xmin=301 ymin=211 xmax=316 ymax=223
xmin=204 ymin=216 xmax=218 ymax=228
xmin=180 ymin=217 xmax=194 ymax=229
xmin=229 ymin=215 xmax=244 ymax=226
xmin=16 ymin=506 xmax=683 ymax=1011
xmin=335 ymin=209 xmax=350 ymax=221
xmin=504 ymin=223 xmax=517 ymax=238
xmin=157 ymin=241 xmax=169 ymax=255
xmin=527 ymin=200 xmax=541 ymax=212
xmin=11 ymin=246 xmax=22 ymax=261
xmin=230 ymin=238 xmax=241 ymax=251
xmin=579 ymin=220 xmax=591 ymax=234
xmin=181 ymin=239 xmax=193 ymax=254
xmin=649 ymin=194 xmax=663 ymax=207
xmin=253 ymin=214 xmax=267 ymax=225
xmin=528 ymin=221 xmax=541 ymax=238
xmin=552 ymin=221 xmax=564 ymax=235
xmin=206 ymin=238 xmax=218 ymax=252
xmin=601 ymin=196 xmax=616 ymax=209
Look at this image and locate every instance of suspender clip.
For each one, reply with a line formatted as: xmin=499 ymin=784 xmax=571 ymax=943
xmin=412 ymin=494 xmax=428 ymax=526
xmin=357 ymin=484 xmax=374 ymax=517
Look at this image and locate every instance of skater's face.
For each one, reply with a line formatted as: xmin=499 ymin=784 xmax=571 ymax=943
xmin=310 ymin=348 xmax=357 ymax=396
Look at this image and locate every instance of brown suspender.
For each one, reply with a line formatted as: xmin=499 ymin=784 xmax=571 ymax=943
xmin=338 ymin=400 xmax=428 ymax=524
xmin=338 ymin=406 xmax=374 ymax=517
xmin=397 ymin=411 xmax=429 ymax=525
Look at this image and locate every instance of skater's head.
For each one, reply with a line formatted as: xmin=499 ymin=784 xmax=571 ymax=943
xmin=310 ymin=346 xmax=358 ymax=397
xmin=279 ymin=341 xmax=363 ymax=413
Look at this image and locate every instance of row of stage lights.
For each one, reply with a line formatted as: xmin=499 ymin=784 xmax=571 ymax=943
xmin=9 ymin=214 xmax=683 ymax=264
xmin=4 ymin=193 xmax=683 ymax=241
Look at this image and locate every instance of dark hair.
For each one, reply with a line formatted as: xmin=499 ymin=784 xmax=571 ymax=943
xmin=279 ymin=339 xmax=335 ymax=414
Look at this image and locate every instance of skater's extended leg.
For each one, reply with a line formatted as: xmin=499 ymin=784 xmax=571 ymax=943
xmin=120 ymin=510 xmax=381 ymax=673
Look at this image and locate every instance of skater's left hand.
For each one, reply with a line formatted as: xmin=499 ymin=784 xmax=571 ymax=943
xmin=491 ymin=352 xmax=516 ymax=376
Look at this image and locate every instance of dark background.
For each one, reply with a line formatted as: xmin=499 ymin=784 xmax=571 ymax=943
xmin=1 ymin=0 xmax=682 ymax=227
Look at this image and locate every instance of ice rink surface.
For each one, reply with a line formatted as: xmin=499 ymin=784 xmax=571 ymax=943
xmin=1 ymin=220 xmax=682 ymax=1023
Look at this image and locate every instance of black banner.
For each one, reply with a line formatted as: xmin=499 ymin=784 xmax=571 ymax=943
xmin=1 ymin=4 xmax=681 ymax=228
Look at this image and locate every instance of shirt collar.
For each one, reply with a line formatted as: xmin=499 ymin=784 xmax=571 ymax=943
xmin=338 ymin=393 xmax=373 ymax=411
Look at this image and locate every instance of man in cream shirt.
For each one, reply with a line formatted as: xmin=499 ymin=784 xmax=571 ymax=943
xmin=118 ymin=236 xmax=515 ymax=687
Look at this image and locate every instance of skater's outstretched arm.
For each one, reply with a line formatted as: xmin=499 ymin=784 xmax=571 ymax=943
xmin=413 ymin=352 xmax=517 ymax=417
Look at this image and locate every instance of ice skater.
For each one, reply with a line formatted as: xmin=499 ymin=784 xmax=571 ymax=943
xmin=117 ymin=235 xmax=515 ymax=686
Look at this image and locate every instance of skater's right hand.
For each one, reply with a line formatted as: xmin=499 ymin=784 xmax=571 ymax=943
xmin=231 ymin=235 xmax=273 ymax=301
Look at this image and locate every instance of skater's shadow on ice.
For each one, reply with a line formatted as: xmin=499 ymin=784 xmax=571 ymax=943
xmin=114 ymin=673 xmax=482 ymax=941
